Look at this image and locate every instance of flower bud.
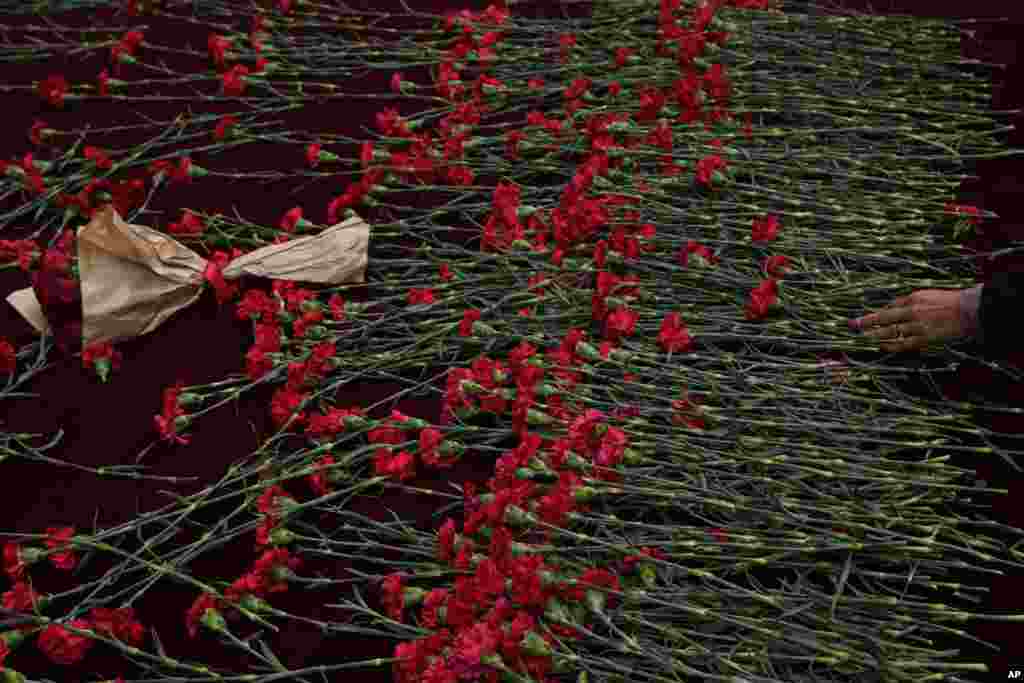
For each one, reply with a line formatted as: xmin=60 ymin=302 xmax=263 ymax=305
xmin=504 ymin=505 xmax=537 ymax=527
xmin=400 ymin=416 xmax=431 ymax=430
xmin=269 ymin=527 xmax=296 ymax=546
xmin=174 ymin=415 xmax=191 ymax=431
xmin=94 ymin=357 xmax=112 ymax=383
xmin=187 ymin=163 xmax=209 ymax=178
xmin=574 ymin=342 xmax=602 ymax=362
xmin=564 ymin=452 xmax=588 ymax=471
xmin=472 ymin=322 xmax=499 ymax=337
xmin=200 ymin=607 xmax=226 ymax=634
xmin=269 ymin=565 xmax=295 ymax=584
xmin=604 ymin=296 xmax=628 ymax=308
xmin=177 ymin=392 xmax=203 ymax=408
xmin=610 ymin=349 xmax=633 ymax=363
xmin=533 ymin=383 xmax=557 ymax=398
xmin=454 ymin=405 xmax=478 ymax=420
xmin=459 ymin=380 xmax=486 ymax=395
xmin=305 ymin=325 xmax=328 ymax=340
xmin=439 ymin=440 xmax=464 ymax=457
xmin=480 ymin=653 xmax=504 ymax=668
xmin=543 ymin=597 xmax=573 ymax=625
xmin=520 ymin=631 xmax=552 ymax=657
xmin=574 ymin=486 xmax=598 ymax=503
xmin=585 ymin=588 xmax=607 ymax=613
xmin=403 ymin=586 xmax=427 ymax=606
xmin=639 ymin=564 xmax=657 ymax=588
xmin=526 ymin=408 xmax=552 ymax=425
xmin=342 ymin=413 xmax=368 ymax=430
xmin=2 ymin=670 xmax=27 ymax=683
xmin=515 ymin=467 xmax=557 ymax=483
xmin=623 ymin=448 xmax=644 ymax=465
xmin=710 ymin=17 xmax=738 ymax=33
xmin=1 ymin=629 xmax=26 ymax=650
xmin=509 ymin=540 xmax=534 ymax=557
xmin=238 ymin=594 xmax=272 ymax=613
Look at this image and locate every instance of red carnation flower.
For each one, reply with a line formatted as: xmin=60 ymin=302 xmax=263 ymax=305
xmin=752 ymin=213 xmax=780 ymax=243
xmin=37 ymin=619 xmax=94 ymax=665
xmin=657 ymin=312 xmax=692 ymax=353
xmin=37 ymin=74 xmax=69 ymax=107
xmin=88 ymin=606 xmax=145 ymax=647
xmin=459 ymin=309 xmax=481 ymax=337
xmin=408 ymin=287 xmax=435 ymax=306
xmin=44 ymin=527 xmax=78 ymax=570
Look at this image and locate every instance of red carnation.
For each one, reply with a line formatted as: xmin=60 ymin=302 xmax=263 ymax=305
xmin=37 ymin=74 xmax=69 ymax=107
xmin=380 ymin=573 xmax=405 ymax=622
xmin=605 ymin=306 xmax=638 ymax=342
xmin=88 ymin=606 xmax=145 ymax=647
xmin=764 ymin=254 xmax=790 ymax=277
xmin=745 ymin=278 xmax=779 ymax=321
xmin=306 ymin=143 xmax=322 ymax=168
xmin=3 ymin=581 xmax=41 ymax=612
xmin=221 ymin=64 xmax=250 ymax=96
xmin=459 ymin=309 xmax=481 ymax=337
xmin=37 ymin=619 xmax=94 ymax=665
xmin=752 ymin=213 xmax=780 ymax=243
xmin=214 ymin=115 xmax=238 ymax=140
xmin=0 ymin=339 xmax=16 ymax=374
xmin=408 ymin=287 xmax=435 ymax=306
xmin=657 ymin=312 xmax=692 ymax=353
xmin=44 ymin=527 xmax=78 ymax=570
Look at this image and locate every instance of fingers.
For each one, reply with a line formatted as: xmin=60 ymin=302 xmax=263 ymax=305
xmin=879 ymin=333 xmax=927 ymax=353
xmin=849 ymin=303 xmax=912 ymax=331
xmin=849 ymin=302 xmax=926 ymax=353
xmin=863 ymin=321 xmax=916 ymax=340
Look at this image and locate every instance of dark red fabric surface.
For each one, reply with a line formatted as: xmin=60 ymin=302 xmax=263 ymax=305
xmin=0 ymin=0 xmax=1022 ymax=681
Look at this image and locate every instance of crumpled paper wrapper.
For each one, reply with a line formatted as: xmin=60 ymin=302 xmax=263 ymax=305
xmin=5 ymin=204 xmax=370 ymax=348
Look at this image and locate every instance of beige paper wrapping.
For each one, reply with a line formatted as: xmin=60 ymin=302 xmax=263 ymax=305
xmin=5 ymin=205 xmax=370 ymax=347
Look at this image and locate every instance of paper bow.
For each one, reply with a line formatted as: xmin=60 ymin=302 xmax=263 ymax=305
xmin=6 ymin=205 xmax=370 ymax=348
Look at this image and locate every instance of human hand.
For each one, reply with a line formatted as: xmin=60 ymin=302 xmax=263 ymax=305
xmin=848 ymin=289 xmax=968 ymax=353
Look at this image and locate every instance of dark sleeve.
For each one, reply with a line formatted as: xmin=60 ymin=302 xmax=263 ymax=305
xmin=975 ymin=267 xmax=1024 ymax=356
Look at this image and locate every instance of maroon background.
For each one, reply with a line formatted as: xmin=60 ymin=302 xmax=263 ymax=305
xmin=0 ymin=0 xmax=1021 ymax=681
